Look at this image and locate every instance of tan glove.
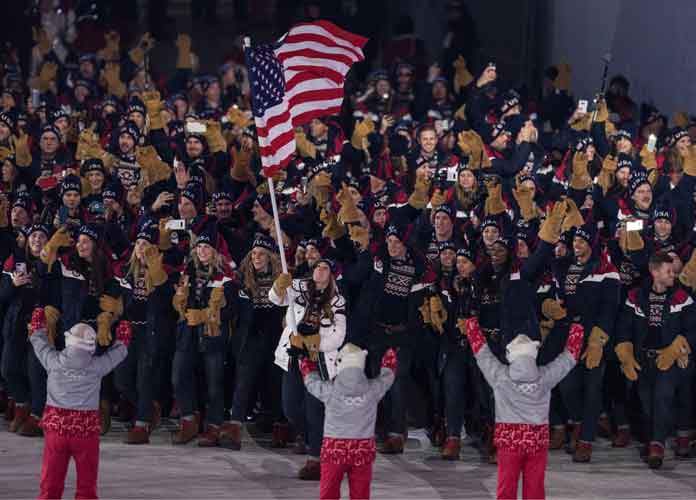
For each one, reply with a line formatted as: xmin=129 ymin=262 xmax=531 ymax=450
xmin=202 ymin=121 xmax=226 ymax=153
xmin=594 ymin=98 xmax=609 ymax=123
xmin=103 ymin=62 xmax=126 ymax=98
xmin=44 ymin=305 xmax=61 ymax=346
xmin=136 ymin=146 xmax=171 ymax=185
xmin=158 ymin=218 xmax=173 ymax=251
xmin=454 ymin=104 xmax=466 ymax=121
xmin=40 ymin=227 xmax=73 ymax=268
xmin=99 ymin=295 xmax=123 ymax=317
xmin=625 ymin=228 xmax=644 ymax=252
xmin=309 ymin=171 xmax=332 ymax=207
xmin=679 ymin=250 xmax=696 ymax=290
xmin=570 ymin=152 xmax=592 ymax=190
xmin=172 ymin=278 xmax=189 ymax=320
xmin=419 ymin=299 xmax=432 ymax=325
xmin=273 ymin=272 xmax=293 ymax=298
xmin=683 ymin=146 xmax=696 ymax=177
xmin=97 ymin=31 xmax=120 ymax=61
xmin=408 ymin=173 xmax=431 ymax=210
xmin=144 ymin=245 xmax=167 ymax=287
xmin=12 ymin=132 xmax=32 ymax=167
xmin=484 ymin=179 xmax=506 ymax=216
xmin=226 ymin=106 xmax=252 ymax=129
xmin=230 ymin=146 xmax=254 ymax=182
xmin=96 ymin=312 xmax=114 ymax=347
xmin=429 ymin=295 xmax=448 ymax=335
xmin=453 ymin=56 xmax=474 ymax=94
xmin=185 ymin=308 xmax=207 ymax=326
xmin=538 ymin=199 xmax=567 ymax=244
xmin=295 ymin=128 xmax=317 ymax=159
xmin=0 ymin=198 xmax=7 ymax=228
xmin=456 ymin=318 xmax=467 ymax=336
xmin=656 ymin=335 xmax=691 ymax=371
xmin=142 ymin=90 xmax=164 ymax=130
xmin=321 ymin=209 xmax=346 ymax=240
xmin=570 ymin=113 xmax=591 ymax=132
xmin=457 ymin=130 xmax=487 ymax=169
xmin=639 ymin=144 xmax=657 ymax=170
xmin=32 ymin=26 xmax=51 ymax=57
xmin=175 ymin=33 xmax=192 ymax=69
xmin=430 ymin=189 xmax=447 ymax=209
xmin=348 ymin=224 xmax=369 ymax=250
xmin=614 ymin=342 xmax=641 ymax=381
xmin=672 ymin=111 xmax=689 ymax=129
xmin=129 ymin=33 xmax=155 ymax=66
xmin=562 ymin=198 xmax=584 ymax=232
xmin=581 ymin=326 xmax=609 ymax=369
xmin=37 ymin=62 xmax=58 ymax=92
xmin=554 ymin=62 xmax=571 ymax=91
xmin=351 ymin=119 xmax=375 ymax=149
xmin=75 ymin=125 xmax=99 ymax=161
xmin=512 ymin=184 xmax=537 ymax=221
xmin=204 ymin=287 xmax=226 ymax=337
xmin=336 ymin=184 xmax=361 ymax=224
xmin=540 ymin=318 xmax=555 ymax=341
xmin=541 ymin=299 xmax=567 ymax=320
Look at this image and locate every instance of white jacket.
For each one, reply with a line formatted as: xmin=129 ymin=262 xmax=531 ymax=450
xmin=269 ymin=279 xmax=347 ymax=380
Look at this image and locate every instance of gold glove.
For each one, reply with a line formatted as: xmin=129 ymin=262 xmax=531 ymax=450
xmin=570 ymin=113 xmax=591 ymax=132
xmin=142 ymin=90 xmax=164 ymax=130
xmin=44 ymin=305 xmax=61 ymax=346
xmin=32 ymin=26 xmax=51 ymax=56
xmin=295 ymin=129 xmax=317 ymax=159
xmin=321 ymin=209 xmax=346 ymax=240
xmin=429 ymin=295 xmax=448 ymax=335
xmin=175 ymin=33 xmax=192 ymax=69
xmin=570 ymin=152 xmax=592 ymax=190
xmin=37 ymin=62 xmax=58 ymax=92
xmin=40 ymin=227 xmax=73 ymax=268
xmin=205 ymin=121 xmax=227 ymax=153
xmin=158 ymin=218 xmax=173 ymax=251
xmin=453 ymin=56 xmax=474 ymax=94
xmin=302 ymin=333 xmax=322 ymax=361
xmin=625 ymin=228 xmax=644 ymax=252
xmin=96 ymin=312 xmax=114 ymax=347
xmin=349 ymin=224 xmax=369 ymax=249
xmin=562 ymin=198 xmax=584 ymax=232
xmin=679 ymin=250 xmax=696 ymax=290
xmin=419 ymin=299 xmax=432 ymax=325
xmin=13 ymin=133 xmax=32 ymax=167
xmin=581 ymin=326 xmax=609 ymax=369
xmin=656 ymin=335 xmax=691 ymax=371
xmin=172 ymin=283 xmax=189 ymax=321
xmin=484 ymin=180 xmax=506 ymax=216
xmin=185 ymin=308 xmax=207 ymax=326
xmin=595 ymin=98 xmax=609 ymax=123
xmin=103 ymin=62 xmax=126 ymax=98
xmin=683 ymin=146 xmax=696 ymax=177
xmin=408 ymin=173 xmax=431 ymax=210
xmin=351 ymin=119 xmax=375 ymax=149
xmin=541 ymin=299 xmax=566 ymax=320
xmin=614 ymin=341 xmax=641 ymax=381
xmin=456 ymin=318 xmax=467 ymax=336
xmin=144 ymin=245 xmax=167 ymax=287
xmin=290 ymin=333 xmax=304 ymax=349
xmin=129 ymin=33 xmax=155 ymax=66
xmin=99 ymin=295 xmax=123 ymax=317
xmin=672 ymin=111 xmax=689 ymax=129
xmin=226 ymin=106 xmax=252 ymax=129
xmin=538 ymin=199 xmax=567 ymax=244
xmin=512 ymin=184 xmax=537 ymax=221
xmin=336 ymin=184 xmax=361 ymax=224
xmin=273 ymin=272 xmax=293 ymax=298
xmin=97 ymin=31 xmax=120 ymax=61
xmin=136 ymin=146 xmax=171 ymax=185
xmin=309 ymin=171 xmax=332 ymax=207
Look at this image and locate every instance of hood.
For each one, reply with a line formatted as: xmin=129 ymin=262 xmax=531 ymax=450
xmin=333 ymin=367 xmax=369 ymax=397
xmin=508 ymin=355 xmax=540 ymax=383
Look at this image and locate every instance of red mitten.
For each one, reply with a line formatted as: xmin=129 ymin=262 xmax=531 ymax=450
xmin=30 ymin=307 xmax=47 ymax=335
xmin=381 ymin=348 xmax=398 ymax=372
xmin=465 ymin=317 xmax=486 ymax=354
xmin=566 ymin=323 xmax=584 ymax=361
xmin=300 ymin=356 xmax=318 ymax=378
xmin=116 ymin=320 xmax=133 ymax=347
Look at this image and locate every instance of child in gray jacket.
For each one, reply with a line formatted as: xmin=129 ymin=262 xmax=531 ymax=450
xmin=29 ymin=308 xmax=131 ymax=500
xmin=464 ymin=317 xmax=584 ymax=500
xmin=301 ymin=343 xmax=396 ymax=500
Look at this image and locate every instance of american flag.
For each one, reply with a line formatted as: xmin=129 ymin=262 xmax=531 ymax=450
xmin=244 ymin=21 xmax=367 ymax=177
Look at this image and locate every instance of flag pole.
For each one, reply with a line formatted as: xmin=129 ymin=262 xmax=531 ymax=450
xmin=243 ymin=36 xmax=296 ymax=333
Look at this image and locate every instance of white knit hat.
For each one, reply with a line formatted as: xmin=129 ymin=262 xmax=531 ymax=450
xmin=506 ymin=334 xmax=540 ymax=363
xmin=336 ymin=343 xmax=367 ymax=373
xmin=64 ymin=323 xmax=97 ymax=353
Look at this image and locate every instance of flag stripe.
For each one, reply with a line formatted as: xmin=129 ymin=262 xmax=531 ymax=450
xmin=247 ymin=21 xmax=366 ymax=176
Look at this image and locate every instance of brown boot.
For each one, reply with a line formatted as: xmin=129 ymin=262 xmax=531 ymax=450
xmin=298 ymin=458 xmax=321 ymax=480
xmin=4 ymin=398 xmax=15 ymax=422
xmin=19 ymin=414 xmax=43 ymax=437
xmin=219 ymin=421 xmax=242 ymax=450
xmin=9 ymin=404 xmax=29 ymax=433
xmin=549 ymin=425 xmax=566 ymax=450
xmin=198 ymin=425 xmax=220 ymax=447
xmin=573 ymin=441 xmax=592 ymax=463
xmin=675 ymin=436 xmax=691 ymax=459
xmin=647 ymin=442 xmax=664 ymax=469
xmin=566 ymin=423 xmax=581 ymax=454
xmin=292 ymin=434 xmax=307 ymax=455
xmin=124 ymin=425 xmax=150 ymax=444
xmin=441 ymin=437 xmax=461 ymax=460
xmin=172 ymin=416 xmax=199 ymax=445
xmin=271 ymin=422 xmax=289 ymax=448
xmin=380 ymin=434 xmax=404 ymax=454
xmin=612 ymin=427 xmax=631 ymax=448
xmin=99 ymin=400 xmax=111 ymax=436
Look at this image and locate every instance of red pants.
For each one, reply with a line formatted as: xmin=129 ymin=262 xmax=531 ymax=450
xmin=39 ymin=431 xmax=100 ymax=500
xmin=320 ymin=462 xmax=373 ymax=500
xmin=496 ymin=448 xmax=547 ymax=500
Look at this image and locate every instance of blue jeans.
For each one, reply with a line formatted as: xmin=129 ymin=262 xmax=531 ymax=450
xmin=559 ymin=359 xmax=606 ymax=442
xmin=441 ymin=347 xmax=472 ymax=437
xmin=2 ymin=333 xmax=47 ymax=416
xmin=282 ymin=357 xmax=324 ymax=457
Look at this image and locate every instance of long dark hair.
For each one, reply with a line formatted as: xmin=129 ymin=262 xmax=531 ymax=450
xmin=297 ymin=275 xmax=338 ymax=326
xmin=69 ymin=246 xmax=110 ymax=296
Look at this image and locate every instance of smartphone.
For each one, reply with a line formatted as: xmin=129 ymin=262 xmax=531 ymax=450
xmin=31 ymin=89 xmax=40 ymax=108
xmin=15 ymin=262 xmax=27 ymax=275
xmin=626 ymin=220 xmax=644 ymax=232
xmin=446 ymin=166 xmax=458 ymax=182
xmin=577 ymin=100 xmax=588 ymax=114
xmin=647 ymin=134 xmax=657 ymax=152
xmin=185 ymin=121 xmax=207 ymax=135
xmin=300 ymin=176 xmax=309 ymax=193
xmin=166 ymin=219 xmax=186 ymax=231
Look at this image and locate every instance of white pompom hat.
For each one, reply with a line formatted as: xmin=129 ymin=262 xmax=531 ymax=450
xmin=64 ymin=323 xmax=97 ymax=353
xmin=336 ymin=343 xmax=367 ymax=373
xmin=505 ymin=334 xmax=540 ymax=363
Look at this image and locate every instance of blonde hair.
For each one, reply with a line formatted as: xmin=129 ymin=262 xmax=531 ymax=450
xmin=190 ymin=244 xmax=225 ymax=278
xmin=239 ymin=248 xmax=281 ymax=297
